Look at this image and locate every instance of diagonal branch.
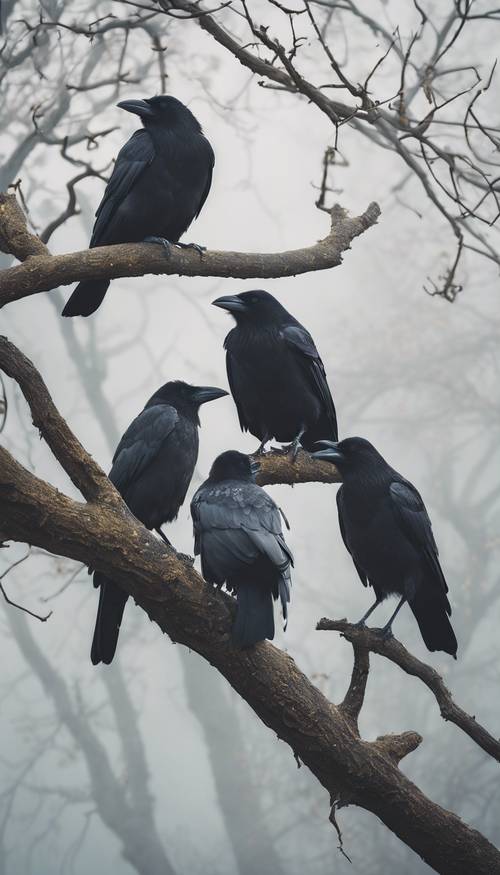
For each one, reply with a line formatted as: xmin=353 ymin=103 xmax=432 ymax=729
xmin=1 ymin=440 xmax=499 ymax=872
xmin=0 ymin=193 xmax=380 ymax=308
xmin=0 ymin=337 xmax=118 ymax=503
xmin=317 ymin=618 xmax=500 ymax=764
xmin=0 ymin=342 xmax=499 ymax=872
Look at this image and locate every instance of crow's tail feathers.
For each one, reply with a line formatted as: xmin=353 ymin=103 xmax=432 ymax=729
xmin=409 ymin=587 xmax=458 ymax=657
xmin=278 ymin=571 xmax=291 ymax=630
xmin=232 ymin=581 xmax=274 ymax=649
xmin=62 ymin=280 xmax=110 ymax=317
xmin=91 ymin=574 xmax=128 ymax=665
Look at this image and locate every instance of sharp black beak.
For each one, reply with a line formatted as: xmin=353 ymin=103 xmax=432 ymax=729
xmin=310 ymin=440 xmax=343 ymax=463
xmin=117 ymin=98 xmax=155 ymax=119
xmin=193 ymin=386 xmax=229 ymax=405
xmin=212 ymin=295 xmax=247 ymax=313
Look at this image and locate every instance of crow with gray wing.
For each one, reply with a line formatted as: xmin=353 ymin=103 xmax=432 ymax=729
xmin=63 ymin=95 xmax=214 ymax=316
xmin=91 ymin=381 xmax=227 ymax=665
xmin=312 ymin=437 xmax=458 ymax=656
xmin=191 ymin=451 xmax=293 ymax=648
xmin=212 ymin=290 xmax=338 ymax=456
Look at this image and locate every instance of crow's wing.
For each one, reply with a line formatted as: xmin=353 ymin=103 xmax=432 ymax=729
xmin=194 ymin=136 xmax=215 ymax=219
xmin=90 ymin=130 xmax=155 ymax=246
xmin=282 ymin=323 xmax=338 ymax=440
xmin=109 ymin=404 xmax=178 ymax=496
xmin=336 ymin=487 xmax=368 ymax=587
xmin=192 ymin=481 xmax=293 ymax=567
xmin=389 ymin=480 xmax=449 ymax=596
xmin=225 ymin=346 xmax=250 ymax=433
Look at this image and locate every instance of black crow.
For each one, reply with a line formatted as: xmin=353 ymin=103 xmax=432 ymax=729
xmin=191 ymin=451 xmax=293 ymax=648
xmin=63 ymin=95 xmax=214 ymax=317
xmin=212 ymin=290 xmax=337 ymax=456
xmin=312 ymin=437 xmax=457 ymax=656
xmin=91 ymin=381 xmax=227 ymax=665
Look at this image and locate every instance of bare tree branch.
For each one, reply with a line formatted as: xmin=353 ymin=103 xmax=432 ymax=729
xmin=0 ymin=193 xmax=380 ymax=308
xmin=0 ymin=337 xmax=499 ymax=873
xmin=317 ymin=618 xmax=500 ymax=764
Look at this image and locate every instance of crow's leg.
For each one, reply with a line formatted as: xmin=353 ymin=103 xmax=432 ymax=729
xmin=144 ymin=236 xmax=172 ymax=254
xmin=174 ymin=241 xmax=206 ymax=255
xmin=255 ymin=433 xmax=270 ymax=455
xmin=353 ymin=597 xmax=382 ymax=628
xmin=156 ymin=527 xmax=173 ymax=548
xmin=156 ymin=527 xmax=193 ymax=564
xmin=287 ymin=427 xmax=306 ymax=462
xmin=377 ymin=596 xmax=406 ymax=640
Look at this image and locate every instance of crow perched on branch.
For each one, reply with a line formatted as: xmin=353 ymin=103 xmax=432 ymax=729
xmin=212 ymin=290 xmax=338 ymax=457
xmin=312 ymin=437 xmax=458 ymax=656
xmin=91 ymin=381 xmax=227 ymax=665
xmin=191 ymin=451 xmax=293 ymax=648
xmin=63 ymin=95 xmax=215 ymax=316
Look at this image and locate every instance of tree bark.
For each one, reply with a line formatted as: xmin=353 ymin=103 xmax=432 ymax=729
xmin=0 ymin=443 xmax=498 ymax=874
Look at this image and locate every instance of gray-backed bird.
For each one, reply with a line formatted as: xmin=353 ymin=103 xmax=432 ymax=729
xmin=191 ymin=451 xmax=293 ymax=648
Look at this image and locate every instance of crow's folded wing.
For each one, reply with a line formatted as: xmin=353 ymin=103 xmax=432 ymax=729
xmin=390 ymin=480 xmax=449 ymax=596
xmin=225 ymin=347 xmax=250 ymax=433
xmin=282 ymin=323 xmax=338 ymax=440
xmin=191 ymin=482 xmax=293 ymax=567
xmin=336 ymin=487 xmax=368 ymax=587
xmin=109 ymin=404 xmax=178 ymax=496
xmin=194 ymin=136 xmax=215 ymax=219
xmin=91 ymin=130 xmax=155 ymax=245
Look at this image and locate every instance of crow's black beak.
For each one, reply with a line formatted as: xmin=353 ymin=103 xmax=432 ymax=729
xmin=311 ymin=440 xmax=343 ymax=463
xmin=193 ymin=386 xmax=229 ymax=405
xmin=117 ymin=98 xmax=155 ymax=119
xmin=212 ymin=295 xmax=247 ymax=313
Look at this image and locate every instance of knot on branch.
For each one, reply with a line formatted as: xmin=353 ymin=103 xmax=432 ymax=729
xmin=0 ymin=194 xmax=49 ymax=261
xmin=370 ymin=731 xmax=422 ymax=764
xmin=327 ymin=201 xmax=380 ymax=249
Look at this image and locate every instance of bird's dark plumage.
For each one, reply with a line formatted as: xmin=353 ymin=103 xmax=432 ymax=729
xmin=212 ymin=290 xmax=338 ymax=453
xmin=312 ymin=437 xmax=457 ymax=656
xmin=191 ymin=451 xmax=293 ymax=648
xmin=63 ymin=95 xmax=214 ymax=316
xmin=91 ymin=381 xmax=227 ymax=665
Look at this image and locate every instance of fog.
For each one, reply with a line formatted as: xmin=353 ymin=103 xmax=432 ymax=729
xmin=0 ymin=2 xmax=499 ymax=873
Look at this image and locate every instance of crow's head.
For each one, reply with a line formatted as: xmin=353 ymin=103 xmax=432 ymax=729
xmin=208 ymin=450 xmax=260 ymax=483
xmin=212 ymin=290 xmax=290 ymax=325
xmin=117 ymin=95 xmax=201 ymax=130
xmin=311 ymin=436 xmax=385 ymax=477
xmin=147 ymin=381 xmax=228 ymax=415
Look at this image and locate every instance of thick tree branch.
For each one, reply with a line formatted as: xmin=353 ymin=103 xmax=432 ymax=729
xmin=1 ymin=448 xmax=499 ymax=872
xmin=0 ymin=193 xmax=48 ymax=261
xmin=317 ymin=618 xmax=500 ymax=765
xmin=0 ymin=193 xmax=380 ymax=308
xmin=0 ymin=337 xmax=117 ymax=503
xmin=1 ymin=346 xmax=500 ymax=873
